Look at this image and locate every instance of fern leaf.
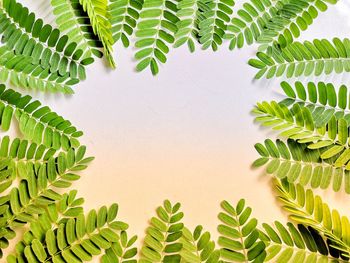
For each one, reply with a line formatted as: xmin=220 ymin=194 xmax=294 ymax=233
xmin=0 ymin=146 xmax=92 ymax=236
xmin=0 ymin=0 xmax=93 ymax=80
xmin=0 ymin=85 xmax=83 ymax=151
xmin=280 ymin=81 xmax=350 ymax=127
xmin=258 ymin=0 xmax=339 ymax=49
xmin=217 ymin=199 xmax=266 ymax=262
xmin=253 ymin=139 xmax=350 ymax=194
xmin=108 ymin=0 xmax=143 ymax=48
xmin=275 ymin=179 xmax=350 ymax=260
xmin=180 ymin=225 xmax=220 ymax=262
xmin=261 ymin=221 xmax=342 ymax=262
xmin=135 ymin=0 xmax=179 ymax=75
xmin=139 ymin=200 xmax=184 ymax=262
xmin=0 ymin=46 xmax=77 ymax=94
xmin=7 ymin=204 xmax=127 ymax=262
xmin=198 ymin=0 xmax=235 ymax=51
xmin=253 ymin=99 xmax=350 ymax=167
xmin=101 ymin=230 xmax=138 ymax=263
xmin=51 ymin=0 xmax=104 ymax=58
xmin=249 ymin=38 xmax=350 ymax=79
xmin=174 ymin=0 xmax=200 ymax=52
xmin=224 ymin=0 xmax=282 ymax=50
xmin=11 ymin=190 xmax=85 ymax=261
xmin=79 ymin=0 xmax=116 ymax=68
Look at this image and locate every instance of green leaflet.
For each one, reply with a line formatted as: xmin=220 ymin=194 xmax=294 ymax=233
xmin=224 ymin=0 xmax=282 ymax=50
xmin=134 ymin=0 xmax=179 ymax=75
xmin=249 ymin=38 xmax=350 ymax=79
xmin=0 ymin=46 xmax=77 ymax=94
xmin=0 ymin=0 xmax=93 ymax=80
xmin=279 ymin=81 xmax=350 ymax=127
xmin=101 ymin=231 xmax=138 ymax=263
xmin=180 ymin=226 xmax=220 ymax=263
xmin=8 ymin=205 xmax=126 ymax=262
xmin=261 ymin=221 xmax=337 ymax=262
xmin=275 ymin=179 xmax=350 ymax=260
xmin=51 ymin=0 xmax=104 ymax=58
xmin=253 ymin=139 xmax=350 ymax=194
xmin=79 ymin=0 xmax=116 ymax=68
xmin=0 ymin=84 xmax=82 ymax=151
xmin=174 ymin=0 xmax=200 ymax=52
xmin=198 ymin=0 xmax=235 ymax=51
xmin=257 ymin=0 xmax=339 ymax=49
xmin=218 ymin=199 xmax=266 ymax=262
xmin=139 ymin=200 xmax=184 ymax=262
xmin=254 ymin=99 xmax=350 ymax=166
xmin=108 ymin=0 xmax=143 ymax=48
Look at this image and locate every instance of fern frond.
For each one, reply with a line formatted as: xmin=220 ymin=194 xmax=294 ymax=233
xmin=108 ymin=0 xmax=143 ymax=48
xmin=258 ymin=0 xmax=339 ymax=49
xmin=253 ymin=100 xmax=350 ymax=167
xmin=261 ymin=221 xmax=341 ymax=262
xmin=0 ymin=145 xmax=91 ymax=227
xmin=253 ymin=139 xmax=350 ymax=194
xmin=224 ymin=0 xmax=282 ymax=50
xmin=217 ymin=199 xmax=266 ymax=262
xmin=174 ymin=0 xmax=200 ymax=52
xmin=275 ymin=179 xmax=350 ymax=259
xmin=0 ymin=85 xmax=83 ymax=151
xmin=0 ymin=47 xmax=77 ymax=94
xmin=102 ymin=230 xmax=138 ymax=263
xmin=249 ymin=38 xmax=350 ymax=79
xmin=139 ymin=200 xmax=184 ymax=262
xmin=198 ymin=0 xmax=235 ymax=51
xmin=180 ymin=225 xmax=220 ymax=262
xmin=51 ymin=0 xmax=104 ymax=58
xmin=7 ymin=204 xmax=128 ymax=262
xmin=280 ymin=81 xmax=350 ymax=127
xmin=0 ymin=0 xmax=93 ymax=80
xmin=79 ymin=0 xmax=116 ymax=68
xmin=12 ymin=190 xmax=85 ymax=260
xmin=134 ymin=0 xmax=179 ymax=75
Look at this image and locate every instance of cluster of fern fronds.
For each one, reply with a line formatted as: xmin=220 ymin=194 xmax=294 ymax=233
xmin=0 ymin=0 xmax=344 ymax=85
xmin=0 ymin=0 xmax=349 ymax=262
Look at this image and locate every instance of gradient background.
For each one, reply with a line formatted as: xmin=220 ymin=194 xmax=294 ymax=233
xmin=11 ymin=1 xmax=350 ymax=260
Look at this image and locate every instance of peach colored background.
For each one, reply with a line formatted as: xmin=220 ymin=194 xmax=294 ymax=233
xmin=7 ymin=1 xmax=350 ymax=261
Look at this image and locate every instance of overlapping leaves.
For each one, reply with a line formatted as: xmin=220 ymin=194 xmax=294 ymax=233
xmin=249 ymin=38 xmax=350 ymax=79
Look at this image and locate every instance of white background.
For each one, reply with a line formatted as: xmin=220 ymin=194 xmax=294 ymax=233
xmin=7 ymin=1 xmax=350 ymax=261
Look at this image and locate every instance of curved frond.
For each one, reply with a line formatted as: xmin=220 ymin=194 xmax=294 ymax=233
xmin=174 ymin=0 xmax=200 ymax=52
xmin=0 ymin=0 xmax=93 ymax=80
xmin=253 ymin=139 xmax=350 ymax=194
xmin=7 ymin=204 xmax=127 ymax=262
xmin=51 ymin=0 xmax=104 ymax=58
xmin=0 ymin=47 xmax=77 ymax=94
xmin=79 ymin=0 xmax=116 ymax=68
xmin=101 ymin=230 xmax=138 ymax=263
xmin=139 ymin=200 xmax=184 ymax=262
xmin=258 ymin=0 xmax=339 ymax=49
xmin=261 ymin=221 xmax=341 ymax=262
xmin=253 ymin=100 xmax=350 ymax=167
xmin=0 ymin=85 xmax=82 ymax=151
xmin=180 ymin=225 xmax=220 ymax=262
xmin=108 ymin=0 xmax=143 ymax=48
xmin=198 ymin=0 xmax=235 ymax=51
xmin=12 ymin=190 xmax=85 ymax=259
xmin=225 ymin=0 xmax=281 ymax=50
xmin=275 ymin=179 xmax=350 ymax=260
xmin=217 ymin=199 xmax=266 ymax=262
xmin=1 ymin=145 xmax=91 ymax=225
xmin=134 ymin=0 xmax=179 ymax=75
xmin=249 ymin=38 xmax=350 ymax=79
xmin=280 ymin=81 xmax=350 ymax=127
